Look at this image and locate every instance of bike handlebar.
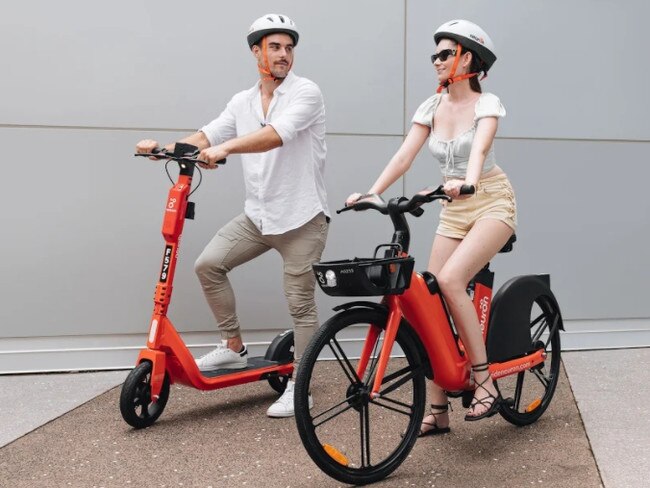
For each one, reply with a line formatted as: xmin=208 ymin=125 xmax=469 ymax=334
xmin=338 ymin=184 xmax=475 ymax=216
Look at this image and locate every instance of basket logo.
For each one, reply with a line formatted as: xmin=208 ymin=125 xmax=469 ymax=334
xmin=325 ymin=270 xmax=337 ymax=287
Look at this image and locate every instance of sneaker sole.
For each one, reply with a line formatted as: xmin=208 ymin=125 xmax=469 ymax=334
xmin=266 ymin=399 xmax=313 ymax=418
xmin=196 ymin=363 xmax=248 ymax=372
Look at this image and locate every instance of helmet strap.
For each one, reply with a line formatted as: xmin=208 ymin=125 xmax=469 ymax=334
xmin=258 ymin=37 xmax=275 ymax=81
xmin=436 ymin=44 xmax=480 ymax=93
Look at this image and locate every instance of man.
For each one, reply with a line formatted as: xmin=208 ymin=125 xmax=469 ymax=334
xmin=135 ymin=14 xmax=329 ymax=417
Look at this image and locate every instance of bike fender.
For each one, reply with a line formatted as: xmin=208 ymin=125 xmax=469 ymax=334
xmin=332 ymin=300 xmax=388 ymax=313
xmin=487 ymin=274 xmax=564 ymax=363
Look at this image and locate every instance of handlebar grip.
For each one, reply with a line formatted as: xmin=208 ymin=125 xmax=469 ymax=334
xmin=459 ymin=184 xmax=475 ymax=195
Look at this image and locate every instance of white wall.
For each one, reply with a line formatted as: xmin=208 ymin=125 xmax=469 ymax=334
xmin=1 ymin=0 xmax=649 ymax=373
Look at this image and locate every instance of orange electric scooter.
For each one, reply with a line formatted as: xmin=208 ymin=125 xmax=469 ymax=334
xmin=294 ymin=187 xmax=563 ymax=485
xmin=119 ymin=143 xmax=294 ymax=429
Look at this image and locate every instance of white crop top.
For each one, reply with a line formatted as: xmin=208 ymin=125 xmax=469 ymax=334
xmin=411 ymin=92 xmax=506 ymax=178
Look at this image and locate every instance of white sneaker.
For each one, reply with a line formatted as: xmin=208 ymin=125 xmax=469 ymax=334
xmin=266 ymin=380 xmax=313 ymax=418
xmin=195 ymin=341 xmax=248 ymax=371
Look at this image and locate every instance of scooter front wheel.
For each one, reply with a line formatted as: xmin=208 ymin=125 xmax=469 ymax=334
xmin=119 ymin=361 xmax=170 ymax=429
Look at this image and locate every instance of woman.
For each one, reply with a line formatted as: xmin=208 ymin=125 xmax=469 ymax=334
xmin=346 ymin=20 xmax=516 ymax=433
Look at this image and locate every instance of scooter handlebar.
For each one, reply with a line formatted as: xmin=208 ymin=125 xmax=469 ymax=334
xmin=134 ymin=145 xmax=226 ymax=166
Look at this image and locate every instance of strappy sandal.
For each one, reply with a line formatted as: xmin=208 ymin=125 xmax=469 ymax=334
xmin=464 ymin=362 xmax=502 ymax=422
xmin=418 ymin=402 xmax=452 ymax=437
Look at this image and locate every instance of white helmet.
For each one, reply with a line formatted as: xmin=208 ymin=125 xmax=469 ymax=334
xmin=434 ymin=19 xmax=496 ymax=72
xmin=247 ymin=14 xmax=299 ymax=49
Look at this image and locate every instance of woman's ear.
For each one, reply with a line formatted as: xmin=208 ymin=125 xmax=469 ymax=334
xmin=463 ymin=51 xmax=473 ymax=70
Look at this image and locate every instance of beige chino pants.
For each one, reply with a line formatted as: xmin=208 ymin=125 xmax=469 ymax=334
xmin=194 ymin=212 xmax=329 ymax=367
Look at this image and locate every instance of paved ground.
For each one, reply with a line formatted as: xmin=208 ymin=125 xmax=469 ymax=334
xmin=0 ymin=359 xmax=604 ymax=488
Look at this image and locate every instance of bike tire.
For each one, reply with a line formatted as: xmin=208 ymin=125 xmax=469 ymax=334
xmin=497 ymin=295 xmax=562 ymax=426
xmin=294 ymin=308 xmax=426 ymax=485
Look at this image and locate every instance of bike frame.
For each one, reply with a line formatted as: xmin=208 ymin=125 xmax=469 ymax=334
xmin=358 ymin=265 xmax=547 ymax=399
xmin=135 ymin=159 xmax=292 ymax=401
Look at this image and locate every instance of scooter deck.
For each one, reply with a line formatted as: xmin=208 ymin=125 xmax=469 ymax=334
xmin=201 ymin=356 xmax=291 ymax=378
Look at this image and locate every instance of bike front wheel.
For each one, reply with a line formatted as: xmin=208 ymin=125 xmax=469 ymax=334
xmin=294 ymin=308 xmax=426 ymax=485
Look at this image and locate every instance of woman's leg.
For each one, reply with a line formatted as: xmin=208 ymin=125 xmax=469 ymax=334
xmin=436 ymin=218 xmax=514 ymax=418
xmin=419 ymin=234 xmax=461 ymax=434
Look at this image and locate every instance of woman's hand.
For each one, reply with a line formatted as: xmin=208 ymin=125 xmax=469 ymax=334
xmin=443 ymin=179 xmax=472 ymax=200
xmin=345 ymin=192 xmax=364 ymax=207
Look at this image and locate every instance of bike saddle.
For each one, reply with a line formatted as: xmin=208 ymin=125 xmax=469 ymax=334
xmin=498 ymin=234 xmax=516 ymax=253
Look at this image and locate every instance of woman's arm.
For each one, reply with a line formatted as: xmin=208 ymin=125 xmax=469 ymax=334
xmin=367 ymin=123 xmax=430 ymax=194
xmin=463 ymin=117 xmax=498 ymax=186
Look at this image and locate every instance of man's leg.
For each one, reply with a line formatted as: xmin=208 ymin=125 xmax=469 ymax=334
xmin=274 ymin=213 xmax=329 ymax=370
xmin=194 ymin=213 xmax=270 ymax=363
xmin=265 ymin=213 xmax=328 ymax=417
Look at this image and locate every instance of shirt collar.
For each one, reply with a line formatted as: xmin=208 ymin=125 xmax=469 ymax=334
xmin=249 ymin=70 xmax=297 ymax=100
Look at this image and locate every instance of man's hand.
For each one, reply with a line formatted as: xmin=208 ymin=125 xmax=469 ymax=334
xmin=135 ymin=139 xmax=160 ymax=160
xmin=198 ymin=144 xmax=229 ymax=170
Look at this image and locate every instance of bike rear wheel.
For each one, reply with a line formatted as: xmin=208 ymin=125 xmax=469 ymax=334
xmin=294 ymin=308 xmax=426 ymax=485
xmin=497 ymin=295 xmax=562 ymax=426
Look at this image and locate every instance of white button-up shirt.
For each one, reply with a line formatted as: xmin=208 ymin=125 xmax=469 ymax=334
xmin=200 ymin=71 xmax=329 ymax=235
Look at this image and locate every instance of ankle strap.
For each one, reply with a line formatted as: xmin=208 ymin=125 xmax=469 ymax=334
xmin=430 ymin=401 xmax=452 ymax=413
xmin=471 ymin=362 xmax=489 ymax=372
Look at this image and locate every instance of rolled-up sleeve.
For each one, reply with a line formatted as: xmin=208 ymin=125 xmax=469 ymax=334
xmin=200 ymin=97 xmax=238 ymax=146
xmin=267 ymin=83 xmax=324 ymax=144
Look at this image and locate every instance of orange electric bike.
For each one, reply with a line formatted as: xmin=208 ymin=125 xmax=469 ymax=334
xmin=294 ymin=187 xmax=563 ymax=485
xmin=119 ymin=144 xmax=294 ymax=429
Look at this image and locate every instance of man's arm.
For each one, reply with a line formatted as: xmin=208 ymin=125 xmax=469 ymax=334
xmin=166 ymin=132 xmax=211 ymax=151
xmin=199 ymin=125 xmax=282 ymax=166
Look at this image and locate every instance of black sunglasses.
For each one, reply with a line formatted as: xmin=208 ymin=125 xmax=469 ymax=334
xmin=431 ymin=49 xmax=457 ymax=64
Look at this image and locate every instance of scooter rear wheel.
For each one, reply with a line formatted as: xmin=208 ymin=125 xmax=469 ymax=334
xmin=120 ymin=361 xmax=170 ymax=429
xmin=265 ymin=330 xmax=294 ymax=394
xmin=496 ymin=295 xmax=561 ymax=426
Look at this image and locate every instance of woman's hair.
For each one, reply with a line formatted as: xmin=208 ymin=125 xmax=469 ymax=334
xmin=466 ymin=48 xmax=484 ymax=93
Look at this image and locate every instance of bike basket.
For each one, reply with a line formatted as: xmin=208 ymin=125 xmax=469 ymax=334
xmin=313 ymin=256 xmax=414 ymax=296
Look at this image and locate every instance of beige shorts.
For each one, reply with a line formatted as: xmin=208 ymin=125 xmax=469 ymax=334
xmin=437 ymin=173 xmax=517 ymax=239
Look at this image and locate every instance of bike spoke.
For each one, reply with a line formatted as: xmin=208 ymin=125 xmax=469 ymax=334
xmin=544 ymin=314 xmax=561 ymax=349
xmin=513 ymin=371 xmax=525 ymax=410
xmin=531 ymin=316 xmax=549 ymax=343
xmin=370 ymin=397 xmax=413 ymax=417
xmin=328 ymin=337 xmax=361 ymax=385
xmin=359 ymin=402 xmax=371 ymax=468
xmin=532 ymin=368 xmax=550 ymax=389
xmin=364 ymin=335 xmax=383 ymax=384
xmin=379 ymin=365 xmax=422 ymax=397
xmin=312 ymin=394 xmax=358 ymax=427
